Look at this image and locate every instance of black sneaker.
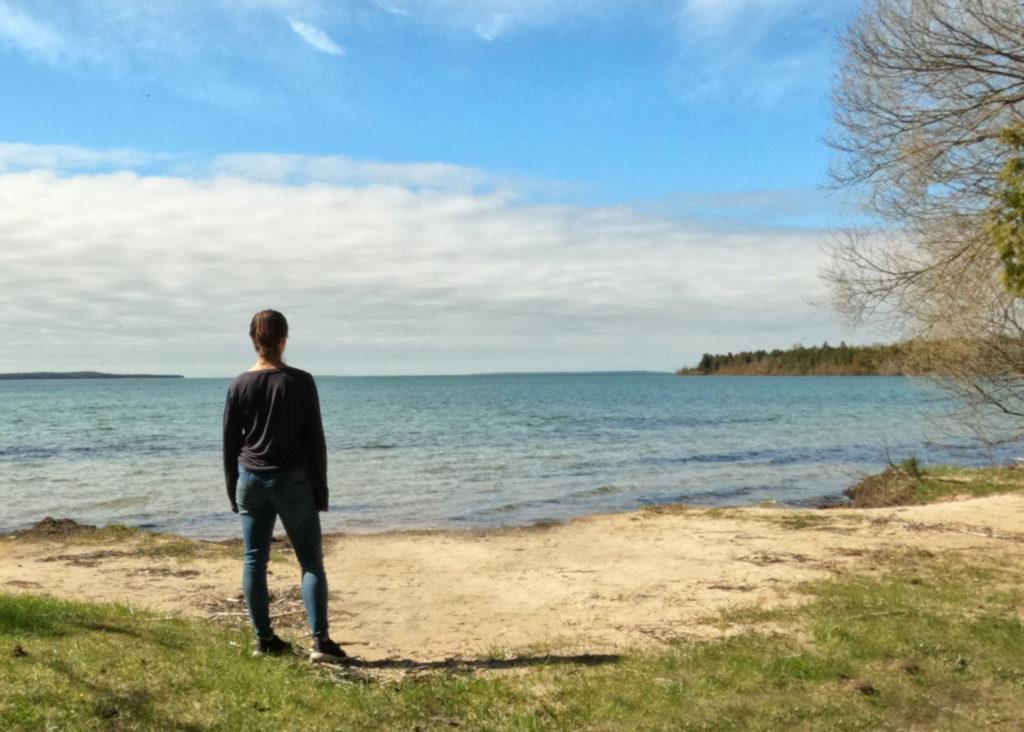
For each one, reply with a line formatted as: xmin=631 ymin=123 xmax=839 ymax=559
xmin=310 ymin=637 xmax=348 ymax=664
xmin=253 ymin=634 xmax=292 ymax=657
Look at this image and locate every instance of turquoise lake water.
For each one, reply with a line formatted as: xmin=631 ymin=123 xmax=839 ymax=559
xmin=0 ymin=374 xmax=1015 ymax=538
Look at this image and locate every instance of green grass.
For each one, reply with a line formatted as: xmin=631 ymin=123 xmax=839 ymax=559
xmin=3 ymin=547 xmax=1022 ymax=730
xmin=844 ymin=463 xmax=1024 ymax=508
xmin=771 ymin=512 xmax=835 ymax=531
xmin=6 ymin=522 xmax=259 ymax=564
xmin=910 ymin=466 xmax=1024 ymax=504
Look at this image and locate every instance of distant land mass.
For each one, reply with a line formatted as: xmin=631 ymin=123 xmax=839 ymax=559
xmin=0 ymin=371 xmax=185 ymax=380
xmin=469 ymin=370 xmax=669 ymax=377
xmin=677 ymin=343 xmax=916 ymax=376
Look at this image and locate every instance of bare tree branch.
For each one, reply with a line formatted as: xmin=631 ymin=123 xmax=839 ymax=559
xmin=828 ymin=0 xmax=1024 ymax=439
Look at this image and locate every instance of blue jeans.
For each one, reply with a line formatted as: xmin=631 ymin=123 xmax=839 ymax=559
xmin=237 ymin=466 xmax=329 ymax=640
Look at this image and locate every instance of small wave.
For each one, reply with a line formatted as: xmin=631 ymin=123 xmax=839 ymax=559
xmin=0 ymin=447 xmax=59 ymax=461
xmin=80 ymin=495 xmax=150 ymax=511
xmin=0 ymin=443 xmax=194 ymax=462
xmin=337 ymin=503 xmax=373 ymax=513
xmin=570 ymin=484 xmax=625 ymax=499
xmin=637 ymin=451 xmax=762 ymax=466
xmin=656 ymin=484 xmax=765 ymax=504
xmin=476 ymin=502 xmax=525 ymax=516
xmin=608 ymin=414 xmax=782 ymax=431
xmin=638 ymin=444 xmax=886 ymax=468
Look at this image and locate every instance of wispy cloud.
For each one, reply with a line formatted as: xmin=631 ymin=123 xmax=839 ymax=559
xmin=680 ymin=0 xmax=793 ymax=36
xmin=370 ymin=0 xmax=853 ymax=104
xmin=373 ymin=0 xmax=614 ymax=40
xmin=671 ymin=0 xmax=855 ymax=107
xmin=0 ymin=1 xmax=64 ymax=61
xmin=0 ymin=1 xmax=345 ymax=106
xmin=0 ymin=0 xmax=853 ymax=111
xmin=0 ymin=143 xmax=840 ymax=376
xmin=0 ymin=142 xmax=162 ymax=173
xmin=287 ymin=18 xmax=345 ymax=56
xmin=0 ymin=142 xmax=544 ymax=195
xmin=212 ymin=152 xmax=494 ymax=191
xmin=639 ymin=187 xmax=862 ymax=230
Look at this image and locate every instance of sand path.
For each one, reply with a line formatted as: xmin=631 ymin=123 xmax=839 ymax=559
xmin=2 ymin=495 xmax=1023 ymax=662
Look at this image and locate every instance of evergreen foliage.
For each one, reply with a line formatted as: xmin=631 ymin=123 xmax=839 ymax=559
xmin=677 ymin=342 xmax=907 ymax=375
xmin=990 ymin=125 xmax=1024 ymax=296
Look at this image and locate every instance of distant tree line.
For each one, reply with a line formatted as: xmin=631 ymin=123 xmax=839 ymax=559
xmin=0 ymin=371 xmax=184 ymax=380
xmin=677 ymin=342 xmax=909 ymax=376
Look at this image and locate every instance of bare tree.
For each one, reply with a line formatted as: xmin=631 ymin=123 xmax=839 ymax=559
xmin=827 ymin=0 xmax=1024 ymax=434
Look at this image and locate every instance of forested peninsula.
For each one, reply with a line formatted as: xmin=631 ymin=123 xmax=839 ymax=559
xmin=0 ymin=372 xmax=184 ymax=380
xmin=677 ymin=342 xmax=913 ymax=376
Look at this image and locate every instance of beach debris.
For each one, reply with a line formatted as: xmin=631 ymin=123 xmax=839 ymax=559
xmin=16 ymin=517 xmax=97 ymax=538
xmin=634 ymin=625 xmax=683 ymax=644
xmin=843 ymin=459 xmax=921 ymax=507
xmin=202 ymin=587 xmax=309 ymax=628
xmin=643 ymin=504 xmax=693 ymax=516
xmin=706 ymin=582 xmax=755 ymax=592
xmin=866 ymin=516 xmax=1024 ymax=543
xmin=126 ymin=566 xmax=201 ymax=578
xmin=39 ymin=549 xmax=126 ymax=567
xmin=741 ymin=551 xmax=812 ymax=566
xmin=3 ymin=579 xmax=42 ymax=588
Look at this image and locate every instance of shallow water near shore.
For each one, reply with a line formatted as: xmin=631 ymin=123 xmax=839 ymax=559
xmin=0 ymin=374 xmax=1017 ymax=539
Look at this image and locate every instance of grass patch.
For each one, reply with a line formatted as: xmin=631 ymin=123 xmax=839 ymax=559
xmin=7 ymin=518 xmax=265 ymax=564
xmin=772 ymin=512 xmax=835 ymax=531
xmin=10 ymin=519 xmax=140 ymax=543
xmin=3 ymin=547 xmax=1022 ymax=730
xmin=910 ymin=466 xmax=1024 ymax=504
xmin=130 ymin=535 xmax=241 ymax=562
xmin=844 ymin=462 xmax=1024 ymax=508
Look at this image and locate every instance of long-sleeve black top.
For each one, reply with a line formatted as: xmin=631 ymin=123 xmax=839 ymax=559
xmin=222 ymin=366 xmax=328 ymax=512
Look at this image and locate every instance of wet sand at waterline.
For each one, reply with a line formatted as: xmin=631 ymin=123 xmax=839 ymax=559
xmin=2 ymin=495 xmax=1023 ymax=663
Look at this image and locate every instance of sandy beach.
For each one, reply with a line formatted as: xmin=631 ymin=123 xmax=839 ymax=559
xmin=3 ymin=495 xmax=1023 ymax=663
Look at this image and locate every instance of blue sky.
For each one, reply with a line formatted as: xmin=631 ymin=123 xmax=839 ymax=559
xmin=0 ymin=0 xmax=869 ymax=376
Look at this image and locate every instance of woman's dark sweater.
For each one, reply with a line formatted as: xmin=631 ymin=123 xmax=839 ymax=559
xmin=222 ymin=365 xmax=328 ymax=512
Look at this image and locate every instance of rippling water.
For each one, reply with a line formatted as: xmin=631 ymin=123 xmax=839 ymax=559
xmin=0 ymin=374 xmax=1014 ymax=538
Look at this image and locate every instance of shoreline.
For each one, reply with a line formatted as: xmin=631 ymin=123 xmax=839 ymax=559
xmin=0 ymin=486 xmax=860 ymax=542
xmin=3 ymin=462 xmax=1018 ymax=544
xmin=4 ymin=482 xmax=1023 ymax=662
xmin=1 ymin=498 xmax=839 ymax=543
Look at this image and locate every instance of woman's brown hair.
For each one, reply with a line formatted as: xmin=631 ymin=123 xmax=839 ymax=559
xmin=249 ymin=310 xmax=288 ymax=362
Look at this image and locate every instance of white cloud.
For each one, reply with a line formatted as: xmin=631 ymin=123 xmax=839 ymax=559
xmin=0 ymin=146 xmax=839 ymax=376
xmin=211 ymin=152 xmax=490 ymax=190
xmin=287 ymin=18 xmax=344 ymax=56
xmin=0 ymin=142 xmax=542 ymax=194
xmin=0 ymin=142 xmax=161 ymax=173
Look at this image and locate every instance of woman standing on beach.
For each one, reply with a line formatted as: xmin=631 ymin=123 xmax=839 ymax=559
xmin=222 ymin=309 xmax=347 ymax=663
